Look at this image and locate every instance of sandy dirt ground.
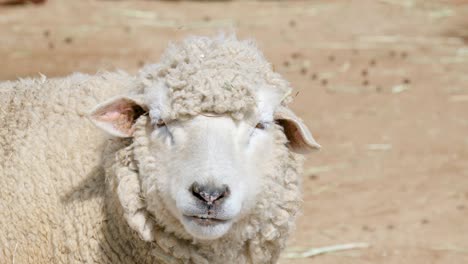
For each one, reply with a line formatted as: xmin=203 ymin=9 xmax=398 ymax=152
xmin=1 ymin=0 xmax=468 ymax=263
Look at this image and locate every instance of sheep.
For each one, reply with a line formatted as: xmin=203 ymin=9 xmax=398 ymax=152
xmin=0 ymin=34 xmax=320 ymax=264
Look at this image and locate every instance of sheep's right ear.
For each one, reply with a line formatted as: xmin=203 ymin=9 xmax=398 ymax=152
xmin=89 ymin=97 xmax=148 ymax=137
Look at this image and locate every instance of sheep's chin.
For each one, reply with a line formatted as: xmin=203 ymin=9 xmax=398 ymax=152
xmin=181 ymin=216 xmax=233 ymax=240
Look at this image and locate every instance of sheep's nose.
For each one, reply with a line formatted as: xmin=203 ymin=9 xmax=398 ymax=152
xmin=190 ymin=182 xmax=230 ymax=204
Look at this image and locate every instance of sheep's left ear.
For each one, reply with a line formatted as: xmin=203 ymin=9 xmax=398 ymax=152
xmin=89 ymin=97 xmax=148 ymax=138
xmin=275 ymin=106 xmax=321 ymax=154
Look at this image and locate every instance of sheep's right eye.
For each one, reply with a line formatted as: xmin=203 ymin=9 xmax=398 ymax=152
xmin=156 ymin=119 xmax=166 ymax=128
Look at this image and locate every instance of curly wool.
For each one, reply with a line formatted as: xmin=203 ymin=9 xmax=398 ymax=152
xmin=0 ymin=72 xmax=140 ymax=263
xmin=140 ymin=34 xmax=291 ymax=120
xmin=1 ymin=35 xmax=305 ymax=264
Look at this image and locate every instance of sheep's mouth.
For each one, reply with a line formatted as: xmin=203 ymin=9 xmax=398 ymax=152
xmin=184 ymin=215 xmax=229 ymax=226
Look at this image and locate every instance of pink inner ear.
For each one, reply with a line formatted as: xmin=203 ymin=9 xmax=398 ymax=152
xmin=94 ymin=100 xmax=137 ymax=134
xmin=100 ymin=111 xmax=123 ymax=121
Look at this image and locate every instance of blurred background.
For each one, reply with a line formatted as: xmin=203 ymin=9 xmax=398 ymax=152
xmin=1 ymin=0 xmax=467 ymax=263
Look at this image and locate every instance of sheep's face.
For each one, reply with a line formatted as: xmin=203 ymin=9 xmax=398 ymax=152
xmin=142 ymin=113 xmax=275 ymax=239
xmin=91 ymin=93 xmax=319 ymax=241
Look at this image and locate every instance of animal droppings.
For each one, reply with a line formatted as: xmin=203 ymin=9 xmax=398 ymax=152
xmin=64 ymin=37 xmax=73 ymax=44
xmin=291 ymin=52 xmax=301 ymax=59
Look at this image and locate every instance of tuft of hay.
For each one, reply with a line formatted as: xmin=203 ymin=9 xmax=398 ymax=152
xmin=284 ymin=242 xmax=370 ymax=258
xmin=391 ymin=84 xmax=409 ymax=94
xmin=367 ymin=144 xmax=392 ymax=151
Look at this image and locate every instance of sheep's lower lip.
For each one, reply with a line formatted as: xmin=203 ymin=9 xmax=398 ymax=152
xmin=184 ymin=215 xmax=229 ymax=226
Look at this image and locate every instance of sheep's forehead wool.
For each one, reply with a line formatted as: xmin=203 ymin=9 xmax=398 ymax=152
xmin=140 ymin=35 xmax=292 ymax=120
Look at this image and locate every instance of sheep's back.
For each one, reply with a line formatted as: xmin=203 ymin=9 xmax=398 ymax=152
xmin=0 ymin=72 xmax=134 ymax=263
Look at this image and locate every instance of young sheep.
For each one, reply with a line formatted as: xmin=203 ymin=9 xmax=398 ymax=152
xmin=0 ymin=34 xmax=320 ymax=263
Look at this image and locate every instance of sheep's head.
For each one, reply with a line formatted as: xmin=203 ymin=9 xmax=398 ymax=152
xmin=89 ymin=35 xmax=320 ymax=244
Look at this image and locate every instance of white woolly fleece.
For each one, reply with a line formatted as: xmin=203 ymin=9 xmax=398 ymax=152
xmin=0 ymin=34 xmax=307 ymax=264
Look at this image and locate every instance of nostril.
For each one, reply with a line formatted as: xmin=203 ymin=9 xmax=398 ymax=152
xmin=191 ymin=182 xmax=204 ymax=202
xmin=190 ymin=182 xmax=230 ymax=204
xmin=221 ymin=184 xmax=230 ymax=199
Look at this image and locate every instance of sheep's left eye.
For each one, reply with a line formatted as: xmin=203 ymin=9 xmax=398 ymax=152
xmin=255 ymin=122 xmax=266 ymax=130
